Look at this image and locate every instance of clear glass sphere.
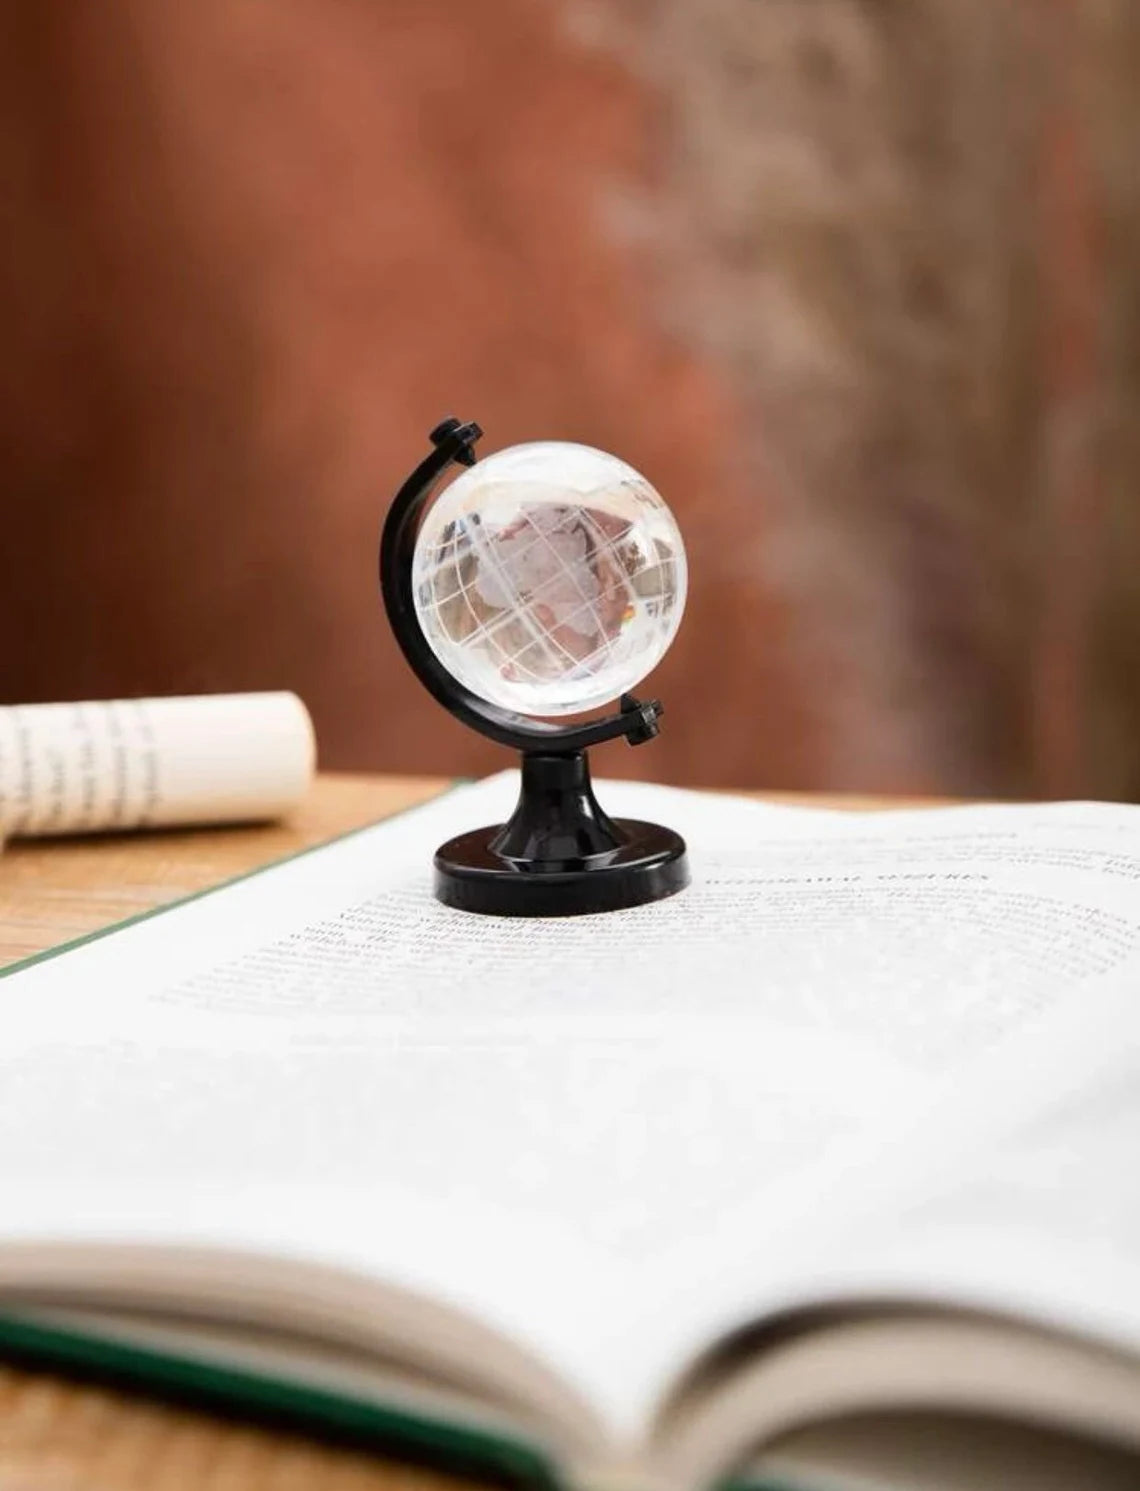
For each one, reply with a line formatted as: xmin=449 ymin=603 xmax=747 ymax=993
xmin=412 ymin=441 xmax=687 ymax=716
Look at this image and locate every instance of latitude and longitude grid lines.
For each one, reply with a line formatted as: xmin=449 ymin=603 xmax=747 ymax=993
xmin=419 ymin=505 xmax=671 ymax=689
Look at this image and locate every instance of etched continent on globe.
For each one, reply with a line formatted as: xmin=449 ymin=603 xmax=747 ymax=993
xmin=412 ymin=442 xmax=687 ymax=716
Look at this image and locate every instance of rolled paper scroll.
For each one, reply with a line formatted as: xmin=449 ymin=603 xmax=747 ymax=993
xmin=0 ymin=692 xmax=315 ymax=843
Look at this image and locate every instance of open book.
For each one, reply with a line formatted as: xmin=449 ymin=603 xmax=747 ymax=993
xmin=1 ymin=775 xmax=1139 ymax=1491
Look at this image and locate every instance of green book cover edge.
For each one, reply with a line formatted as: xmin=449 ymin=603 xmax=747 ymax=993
xmin=0 ymin=1309 xmax=559 ymax=1490
xmin=0 ymin=1314 xmax=796 ymax=1491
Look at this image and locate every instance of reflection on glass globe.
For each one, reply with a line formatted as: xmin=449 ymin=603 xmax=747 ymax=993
xmin=412 ymin=442 xmax=687 ymax=717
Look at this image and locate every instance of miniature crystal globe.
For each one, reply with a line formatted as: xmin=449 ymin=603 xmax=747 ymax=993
xmin=412 ymin=441 xmax=687 ymax=717
xmin=380 ymin=419 xmax=690 ymax=917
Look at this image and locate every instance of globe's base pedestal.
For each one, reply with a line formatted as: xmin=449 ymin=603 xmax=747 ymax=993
xmin=435 ymin=819 xmax=689 ymax=918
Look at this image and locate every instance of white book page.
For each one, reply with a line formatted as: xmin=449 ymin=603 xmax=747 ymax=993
xmin=836 ymin=960 xmax=1140 ymax=1328
xmin=628 ymin=969 xmax=1140 ymax=1482
xmin=3 ymin=778 xmax=1140 ymax=1438
xmin=611 ymin=813 xmax=1140 ymax=1432
xmin=817 ymin=968 xmax=1140 ymax=1348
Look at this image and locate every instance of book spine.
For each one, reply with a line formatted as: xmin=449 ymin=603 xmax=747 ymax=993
xmin=0 ymin=692 xmax=315 ymax=840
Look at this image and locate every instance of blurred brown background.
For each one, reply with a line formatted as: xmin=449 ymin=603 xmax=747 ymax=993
xmin=2 ymin=0 xmax=1138 ymax=798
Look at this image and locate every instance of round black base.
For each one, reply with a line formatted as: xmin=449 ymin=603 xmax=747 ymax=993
xmin=434 ymin=818 xmax=689 ymax=917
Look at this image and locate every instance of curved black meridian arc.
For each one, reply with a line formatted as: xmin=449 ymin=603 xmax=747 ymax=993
xmin=379 ymin=417 xmax=664 ymax=755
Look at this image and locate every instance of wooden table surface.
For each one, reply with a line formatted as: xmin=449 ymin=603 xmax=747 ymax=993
xmin=0 ymin=771 xmax=913 ymax=1489
xmin=0 ymin=774 xmax=448 ymax=970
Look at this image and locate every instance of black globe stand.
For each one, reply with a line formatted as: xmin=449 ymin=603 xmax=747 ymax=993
xmin=380 ymin=417 xmax=690 ymax=917
xmin=435 ymin=751 xmax=688 ymax=916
